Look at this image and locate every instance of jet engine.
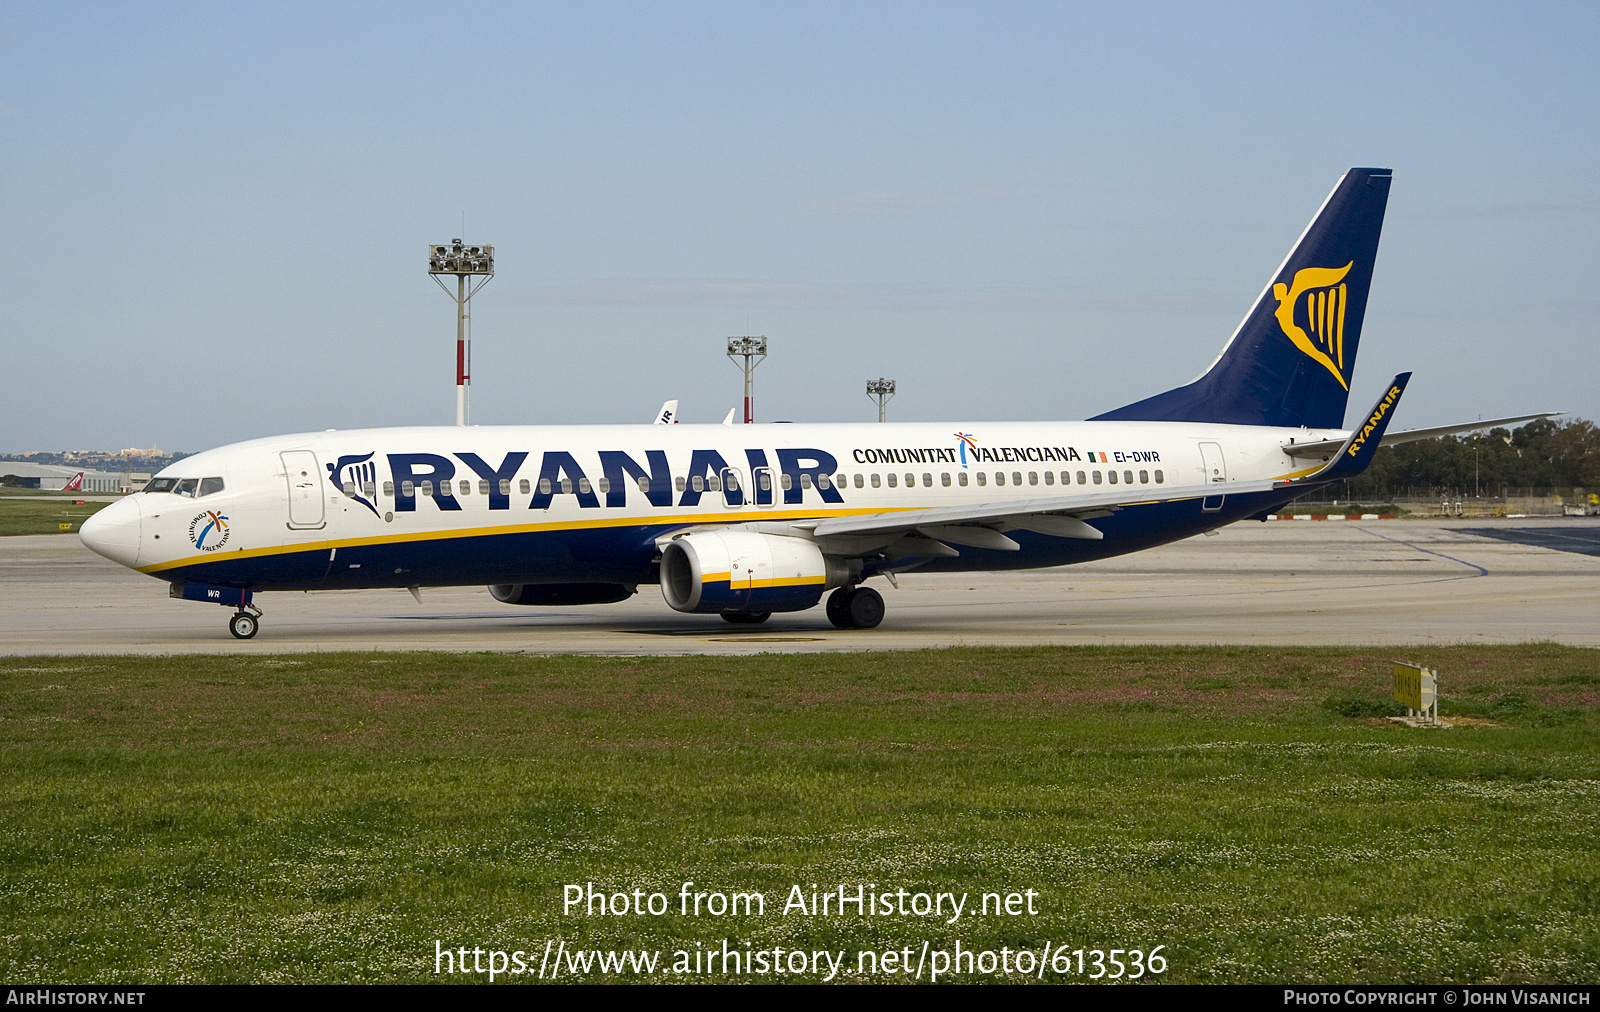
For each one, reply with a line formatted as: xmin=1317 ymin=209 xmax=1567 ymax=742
xmin=660 ymin=530 xmax=855 ymax=614
xmin=490 ymin=583 xmax=637 ymax=606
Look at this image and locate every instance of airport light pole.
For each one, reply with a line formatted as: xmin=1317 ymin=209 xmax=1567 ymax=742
xmin=867 ymin=377 xmax=896 ymax=422
xmin=429 ymin=239 xmax=495 ymax=426
xmin=726 ymin=336 xmax=767 ymax=424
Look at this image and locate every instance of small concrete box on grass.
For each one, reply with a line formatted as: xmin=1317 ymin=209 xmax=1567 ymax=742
xmin=1392 ymin=662 xmax=1439 ymax=726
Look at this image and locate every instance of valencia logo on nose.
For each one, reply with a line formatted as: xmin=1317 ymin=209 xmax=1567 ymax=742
xmin=1273 ymin=262 xmax=1354 ymax=390
xmin=188 ymin=510 xmax=230 ymax=551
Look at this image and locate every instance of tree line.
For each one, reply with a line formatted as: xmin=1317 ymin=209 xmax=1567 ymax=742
xmin=1338 ymin=417 xmax=1599 ymax=500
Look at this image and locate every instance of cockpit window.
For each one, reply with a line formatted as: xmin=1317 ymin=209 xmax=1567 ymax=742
xmin=198 ymin=477 xmax=225 ymax=497
xmin=175 ymin=478 xmax=199 ymax=498
xmin=145 ymin=477 xmax=179 ymax=494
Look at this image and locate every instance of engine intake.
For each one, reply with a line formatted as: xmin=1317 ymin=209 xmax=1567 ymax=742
xmin=660 ymin=530 xmax=853 ymax=614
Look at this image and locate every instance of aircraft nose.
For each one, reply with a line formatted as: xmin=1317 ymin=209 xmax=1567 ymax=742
xmin=79 ymin=495 xmax=142 ymax=568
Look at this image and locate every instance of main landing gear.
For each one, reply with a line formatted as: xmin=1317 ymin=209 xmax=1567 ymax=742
xmin=826 ymin=586 xmax=884 ymax=629
xmin=228 ymin=604 xmax=263 ymax=640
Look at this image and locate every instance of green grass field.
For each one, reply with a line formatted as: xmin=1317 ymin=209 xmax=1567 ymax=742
xmin=0 ymin=495 xmax=113 ymax=535
xmin=2 ymin=646 xmax=1597 ymax=983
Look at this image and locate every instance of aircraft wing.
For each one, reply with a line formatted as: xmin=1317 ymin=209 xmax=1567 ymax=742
xmin=1281 ymin=410 xmax=1563 ymax=458
xmin=801 ymin=478 xmax=1284 ymax=549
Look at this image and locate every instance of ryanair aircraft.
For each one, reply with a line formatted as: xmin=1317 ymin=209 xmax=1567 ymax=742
xmin=80 ymin=169 xmax=1554 ymax=638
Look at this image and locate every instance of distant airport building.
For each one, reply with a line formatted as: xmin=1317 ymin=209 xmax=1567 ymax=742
xmin=0 ymin=462 xmax=142 ymax=493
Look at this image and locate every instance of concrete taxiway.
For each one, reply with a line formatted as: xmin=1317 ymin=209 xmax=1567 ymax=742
xmin=1 ymin=519 xmax=1597 ymax=655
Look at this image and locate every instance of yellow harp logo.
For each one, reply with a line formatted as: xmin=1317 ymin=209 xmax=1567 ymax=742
xmin=1273 ymin=262 xmax=1353 ymax=391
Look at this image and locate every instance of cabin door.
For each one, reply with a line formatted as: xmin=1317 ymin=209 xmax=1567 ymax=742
xmin=1198 ymin=442 xmax=1226 ymax=513
xmin=281 ymin=450 xmax=326 ymax=529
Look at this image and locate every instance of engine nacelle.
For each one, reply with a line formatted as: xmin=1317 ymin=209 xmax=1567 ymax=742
xmin=660 ymin=531 xmax=854 ymax=614
xmin=490 ymin=583 xmax=637 ymax=606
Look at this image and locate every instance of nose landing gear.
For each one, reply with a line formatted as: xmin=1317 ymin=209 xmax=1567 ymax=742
xmin=825 ymin=585 xmax=885 ymax=629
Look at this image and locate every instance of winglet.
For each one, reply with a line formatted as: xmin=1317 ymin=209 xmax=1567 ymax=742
xmin=1293 ymin=373 xmax=1411 ymax=483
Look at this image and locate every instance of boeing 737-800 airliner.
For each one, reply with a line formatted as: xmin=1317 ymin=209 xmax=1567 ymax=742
xmin=79 ymin=169 xmax=1556 ymax=638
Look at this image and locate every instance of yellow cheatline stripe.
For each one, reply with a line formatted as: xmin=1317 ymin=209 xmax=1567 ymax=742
xmin=1273 ymin=464 xmax=1326 ymax=481
xmin=707 ymin=574 xmax=826 ymax=590
xmin=136 ymin=504 xmax=894 ymax=575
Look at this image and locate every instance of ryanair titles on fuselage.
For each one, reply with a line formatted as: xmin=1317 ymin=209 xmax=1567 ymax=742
xmin=331 ymin=437 xmax=1166 ymax=517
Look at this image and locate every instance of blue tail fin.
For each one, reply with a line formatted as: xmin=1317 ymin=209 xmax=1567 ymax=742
xmin=1091 ymin=168 xmax=1392 ymax=429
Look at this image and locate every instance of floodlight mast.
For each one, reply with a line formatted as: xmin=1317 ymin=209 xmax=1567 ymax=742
xmin=726 ymin=336 xmax=767 ymax=424
xmin=867 ymin=377 xmax=896 ymax=422
xmin=428 ymin=239 xmax=494 ymax=425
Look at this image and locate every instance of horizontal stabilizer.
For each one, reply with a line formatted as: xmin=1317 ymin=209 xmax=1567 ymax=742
xmin=1281 ymin=410 xmax=1565 ymax=458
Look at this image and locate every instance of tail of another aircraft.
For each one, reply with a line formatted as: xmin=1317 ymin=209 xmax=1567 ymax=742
xmin=1092 ymin=167 xmax=1392 ymax=430
xmin=62 ymin=472 xmax=84 ymax=492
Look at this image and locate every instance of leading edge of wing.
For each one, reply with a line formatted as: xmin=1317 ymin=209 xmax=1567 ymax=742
xmin=805 ymin=478 xmax=1283 ymax=540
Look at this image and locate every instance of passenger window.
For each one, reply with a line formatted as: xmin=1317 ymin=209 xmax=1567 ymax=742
xmin=420 ymin=480 xmax=434 ymax=496
xmin=781 ymin=474 xmax=793 ymax=490
xmin=1061 ymin=471 xmax=1070 ymax=485
xmin=958 ymin=472 xmax=968 ymax=486
xmin=1092 ymin=471 xmax=1102 ymax=485
xmin=854 ymin=474 xmax=864 ymax=488
xmin=976 ymin=472 xmax=986 ymax=486
xmin=1107 ymin=471 xmax=1118 ymax=484
xmin=870 ymin=474 xmax=881 ymax=488
xmin=199 ymin=477 xmax=224 ymax=497
xmin=800 ymin=473 xmax=813 ymax=489
xmin=176 ymin=478 xmax=198 ymax=497
xmin=519 ymin=479 xmax=531 ymax=495
xmin=995 ymin=472 xmax=1005 ymax=486
xmin=887 ymin=473 xmax=897 ymax=488
xmin=1139 ymin=470 xmax=1149 ymax=484
xmin=401 ymin=480 xmax=414 ymax=496
xmin=499 ymin=479 xmax=510 ymax=496
xmin=1154 ymin=470 xmax=1164 ymax=484
xmin=675 ymin=476 xmax=686 ymax=492
xmin=598 ymin=477 xmax=611 ymax=494
xmin=725 ymin=473 xmax=739 ymax=492
xmin=904 ymin=473 xmax=914 ymax=487
xmin=636 ymin=476 xmax=649 ymax=492
xmin=1028 ymin=472 xmax=1038 ymax=485
xmin=578 ymin=477 xmax=592 ymax=494
xmin=759 ymin=473 xmax=772 ymax=491
xmin=1044 ymin=471 xmax=1054 ymax=485
xmin=363 ymin=481 xmax=376 ymax=498
xmin=479 ymin=480 xmax=490 ymax=495
xmin=1012 ymin=472 xmax=1022 ymax=486
xmin=1077 ymin=471 xmax=1087 ymax=485
xmin=540 ymin=478 xmax=553 ymax=495
xmin=816 ymin=474 xmax=829 ymax=490
xmin=923 ymin=473 xmax=932 ymax=487
xmin=459 ymin=480 xmax=471 ymax=496
xmin=342 ymin=481 xmax=355 ymax=496
xmin=1124 ymin=470 xmax=1133 ymax=484
xmin=706 ymin=475 xmax=719 ymax=492
xmin=941 ymin=473 xmax=951 ymax=486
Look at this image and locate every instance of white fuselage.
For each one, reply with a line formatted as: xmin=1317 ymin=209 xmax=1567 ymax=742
xmin=82 ymin=419 xmax=1336 ymax=595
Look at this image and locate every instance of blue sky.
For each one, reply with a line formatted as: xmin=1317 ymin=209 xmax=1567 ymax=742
xmin=2 ymin=2 xmax=1596 ymax=450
